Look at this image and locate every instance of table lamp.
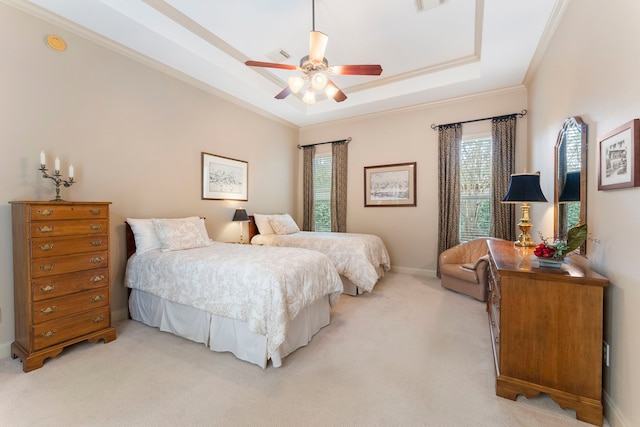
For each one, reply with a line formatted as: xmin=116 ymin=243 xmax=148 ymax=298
xmin=502 ymin=172 xmax=548 ymax=247
xmin=558 ymin=171 xmax=581 ymax=202
xmin=232 ymin=208 xmax=250 ymax=243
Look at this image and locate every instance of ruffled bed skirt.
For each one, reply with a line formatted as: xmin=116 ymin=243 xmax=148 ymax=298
xmin=128 ymin=289 xmax=330 ymax=368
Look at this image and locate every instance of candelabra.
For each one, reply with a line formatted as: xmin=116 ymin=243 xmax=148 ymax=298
xmin=39 ymin=164 xmax=75 ymax=201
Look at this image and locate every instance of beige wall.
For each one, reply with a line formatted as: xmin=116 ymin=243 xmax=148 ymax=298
xmin=0 ymin=4 xmax=298 ymax=354
xmin=527 ymin=0 xmax=639 ymax=426
xmin=299 ymin=88 xmax=528 ymax=274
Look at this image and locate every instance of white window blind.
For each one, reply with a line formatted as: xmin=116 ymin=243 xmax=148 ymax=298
xmin=459 ymin=137 xmax=492 ymax=242
xmin=313 ymin=154 xmax=332 ymax=231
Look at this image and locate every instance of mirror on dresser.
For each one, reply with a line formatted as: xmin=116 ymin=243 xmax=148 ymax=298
xmin=554 ymin=116 xmax=587 ymax=254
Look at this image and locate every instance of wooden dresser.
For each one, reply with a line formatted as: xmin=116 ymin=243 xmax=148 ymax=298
xmin=486 ymin=239 xmax=608 ymax=426
xmin=10 ymin=201 xmax=116 ymax=372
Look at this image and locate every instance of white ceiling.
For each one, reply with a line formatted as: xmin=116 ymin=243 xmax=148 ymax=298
xmin=20 ymin=0 xmax=563 ymax=127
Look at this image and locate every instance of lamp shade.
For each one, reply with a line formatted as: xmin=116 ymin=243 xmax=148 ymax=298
xmin=502 ymin=173 xmax=548 ymax=203
xmin=232 ymin=208 xmax=249 ymax=222
xmin=558 ymin=171 xmax=581 ymax=203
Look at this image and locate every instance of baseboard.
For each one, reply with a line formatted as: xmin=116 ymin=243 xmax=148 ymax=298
xmin=390 ymin=266 xmax=437 ymax=277
xmin=603 ymin=389 xmax=631 ymax=427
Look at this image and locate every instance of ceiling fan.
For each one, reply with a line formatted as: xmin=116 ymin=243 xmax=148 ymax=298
xmin=244 ymin=0 xmax=383 ymax=104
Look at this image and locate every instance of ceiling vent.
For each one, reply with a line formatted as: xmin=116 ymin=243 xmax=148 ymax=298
xmin=266 ymin=49 xmax=291 ymax=63
xmin=416 ymin=0 xmax=446 ymax=12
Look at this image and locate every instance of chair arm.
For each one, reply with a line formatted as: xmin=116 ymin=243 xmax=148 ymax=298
xmin=439 ymin=244 xmax=465 ymax=265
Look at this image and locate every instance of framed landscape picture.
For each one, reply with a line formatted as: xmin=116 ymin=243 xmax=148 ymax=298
xmin=364 ymin=162 xmax=416 ymax=207
xmin=597 ymin=119 xmax=640 ymax=190
xmin=201 ymin=152 xmax=248 ymax=201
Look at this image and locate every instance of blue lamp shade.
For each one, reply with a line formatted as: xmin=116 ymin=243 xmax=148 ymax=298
xmin=502 ymin=173 xmax=548 ymax=203
xmin=558 ymin=171 xmax=581 ymax=203
xmin=232 ymin=208 xmax=249 ymax=222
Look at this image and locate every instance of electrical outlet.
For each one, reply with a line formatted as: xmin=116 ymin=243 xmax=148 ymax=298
xmin=603 ymin=341 xmax=610 ymax=367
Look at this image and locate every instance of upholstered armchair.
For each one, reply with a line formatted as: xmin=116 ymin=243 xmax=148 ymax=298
xmin=439 ymin=238 xmax=501 ymax=302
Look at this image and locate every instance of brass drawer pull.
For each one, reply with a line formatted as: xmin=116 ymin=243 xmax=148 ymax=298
xmin=40 ymin=329 xmax=57 ymax=338
xmin=90 ymin=240 xmax=103 ymax=246
xmin=38 ymin=226 xmax=54 ymax=233
xmin=92 ymin=315 xmax=105 ymax=323
xmin=40 ymin=306 xmax=57 ymax=315
xmin=38 ymin=243 xmax=55 ymax=252
xmin=90 ymin=275 xmax=105 ymax=283
xmin=39 ymin=264 xmax=55 ymax=272
xmin=90 ymin=295 xmax=105 ymax=303
xmin=89 ymin=224 xmax=102 ymax=230
xmin=89 ymin=257 xmax=104 ymax=264
xmin=36 ymin=209 xmax=54 ymax=216
xmin=89 ymin=209 xmax=102 ymax=215
xmin=494 ymin=336 xmax=500 ymax=344
xmin=40 ymin=284 xmax=57 ymax=293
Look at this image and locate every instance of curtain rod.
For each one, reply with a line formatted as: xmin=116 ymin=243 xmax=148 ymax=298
xmin=297 ymin=137 xmax=352 ymax=149
xmin=430 ymin=109 xmax=528 ymax=130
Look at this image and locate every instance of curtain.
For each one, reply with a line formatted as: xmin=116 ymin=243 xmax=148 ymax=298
xmin=437 ymin=124 xmax=462 ymax=277
xmin=490 ymin=116 xmax=516 ymax=241
xmin=302 ymin=145 xmax=316 ymax=231
xmin=331 ymin=141 xmax=348 ymax=232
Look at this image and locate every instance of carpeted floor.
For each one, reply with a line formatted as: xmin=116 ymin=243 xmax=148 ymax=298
xmin=0 ymin=272 xmax=609 ymax=426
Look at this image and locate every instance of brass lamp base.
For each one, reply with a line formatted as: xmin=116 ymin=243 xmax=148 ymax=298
xmin=514 ymin=202 xmax=537 ymax=247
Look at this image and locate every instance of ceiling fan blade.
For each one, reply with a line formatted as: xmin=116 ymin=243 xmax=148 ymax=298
xmin=330 ymin=64 xmax=383 ymax=76
xmin=326 ymin=79 xmax=347 ymax=102
xmin=245 ymin=60 xmax=298 ymax=71
xmin=275 ymin=86 xmax=292 ymax=99
xmin=309 ymin=31 xmax=328 ymax=63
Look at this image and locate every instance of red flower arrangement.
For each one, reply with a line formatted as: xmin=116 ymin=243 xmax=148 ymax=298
xmin=534 ymin=224 xmax=588 ymax=260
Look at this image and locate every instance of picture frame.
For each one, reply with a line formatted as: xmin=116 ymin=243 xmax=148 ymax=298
xmin=364 ymin=162 xmax=416 ymax=207
xmin=201 ymin=152 xmax=248 ymax=201
xmin=597 ymin=119 xmax=640 ymax=190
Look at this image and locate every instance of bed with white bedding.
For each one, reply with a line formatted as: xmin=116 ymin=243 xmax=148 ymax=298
xmin=249 ymin=214 xmax=391 ymax=295
xmin=124 ymin=217 xmax=343 ymax=368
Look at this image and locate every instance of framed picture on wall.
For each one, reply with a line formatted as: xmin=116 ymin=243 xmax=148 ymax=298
xmin=364 ymin=162 xmax=417 ymax=207
xmin=201 ymin=152 xmax=248 ymax=201
xmin=597 ymin=119 xmax=640 ymax=190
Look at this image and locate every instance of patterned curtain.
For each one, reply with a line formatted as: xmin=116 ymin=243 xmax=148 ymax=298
xmin=437 ymin=124 xmax=462 ymax=277
xmin=302 ymin=145 xmax=316 ymax=231
xmin=331 ymin=141 xmax=348 ymax=232
xmin=490 ymin=116 xmax=516 ymax=241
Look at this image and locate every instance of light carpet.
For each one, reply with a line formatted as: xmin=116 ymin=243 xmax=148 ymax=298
xmin=0 ymin=272 xmax=609 ymax=426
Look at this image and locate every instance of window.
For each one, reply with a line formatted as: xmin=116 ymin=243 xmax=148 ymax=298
xmin=313 ymin=154 xmax=332 ymax=231
xmin=459 ymin=137 xmax=492 ymax=241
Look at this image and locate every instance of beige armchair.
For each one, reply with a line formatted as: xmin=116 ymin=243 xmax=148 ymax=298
xmin=439 ymin=238 xmax=502 ymax=302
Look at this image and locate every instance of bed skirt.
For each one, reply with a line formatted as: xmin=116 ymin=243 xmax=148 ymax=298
xmin=128 ymin=289 xmax=330 ymax=368
xmin=341 ymin=265 xmax=386 ymax=296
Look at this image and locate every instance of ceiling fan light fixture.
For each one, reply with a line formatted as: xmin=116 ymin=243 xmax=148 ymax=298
xmin=324 ymin=83 xmax=339 ymax=99
xmin=288 ymin=76 xmax=305 ymax=93
xmin=310 ymin=72 xmax=328 ymax=91
xmin=303 ymin=87 xmax=316 ymax=105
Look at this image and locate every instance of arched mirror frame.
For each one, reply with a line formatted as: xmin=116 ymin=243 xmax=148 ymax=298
xmin=554 ymin=116 xmax=588 ymax=255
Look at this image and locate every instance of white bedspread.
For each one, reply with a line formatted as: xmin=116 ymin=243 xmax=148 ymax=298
xmin=124 ymin=243 xmax=343 ymax=354
xmin=251 ymin=231 xmax=391 ymax=292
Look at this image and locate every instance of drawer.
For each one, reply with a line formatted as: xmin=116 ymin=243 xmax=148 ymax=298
xmin=32 ymin=307 xmax=111 ymax=351
xmin=31 ymin=251 xmax=108 ymax=279
xmin=31 ymin=234 xmax=108 ymax=258
xmin=32 ymin=268 xmax=109 ymax=301
xmin=30 ymin=219 xmax=108 ymax=238
xmin=30 ymin=204 xmax=108 ymax=221
xmin=33 ymin=289 xmax=109 ymax=324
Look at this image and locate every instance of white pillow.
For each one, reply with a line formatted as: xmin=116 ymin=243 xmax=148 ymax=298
xmin=127 ymin=218 xmax=162 ymax=253
xmin=151 ymin=217 xmax=211 ymax=252
xmin=253 ymin=213 xmax=275 ymax=235
xmin=269 ymin=214 xmax=300 ymax=235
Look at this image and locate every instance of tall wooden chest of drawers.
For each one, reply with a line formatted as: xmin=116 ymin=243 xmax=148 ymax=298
xmin=486 ymin=239 xmax=608 ymax=426
xmin=10 ymin=201 xmax=116 ymax=372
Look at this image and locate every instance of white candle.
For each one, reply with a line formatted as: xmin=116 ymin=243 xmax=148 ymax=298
xmin=68 ymin=164 xmax=74 ymax=179
xmin=54 ymin=157 xmax=60 ymax=172
xmin=40 ymin=151 xmax=46 ymax=166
